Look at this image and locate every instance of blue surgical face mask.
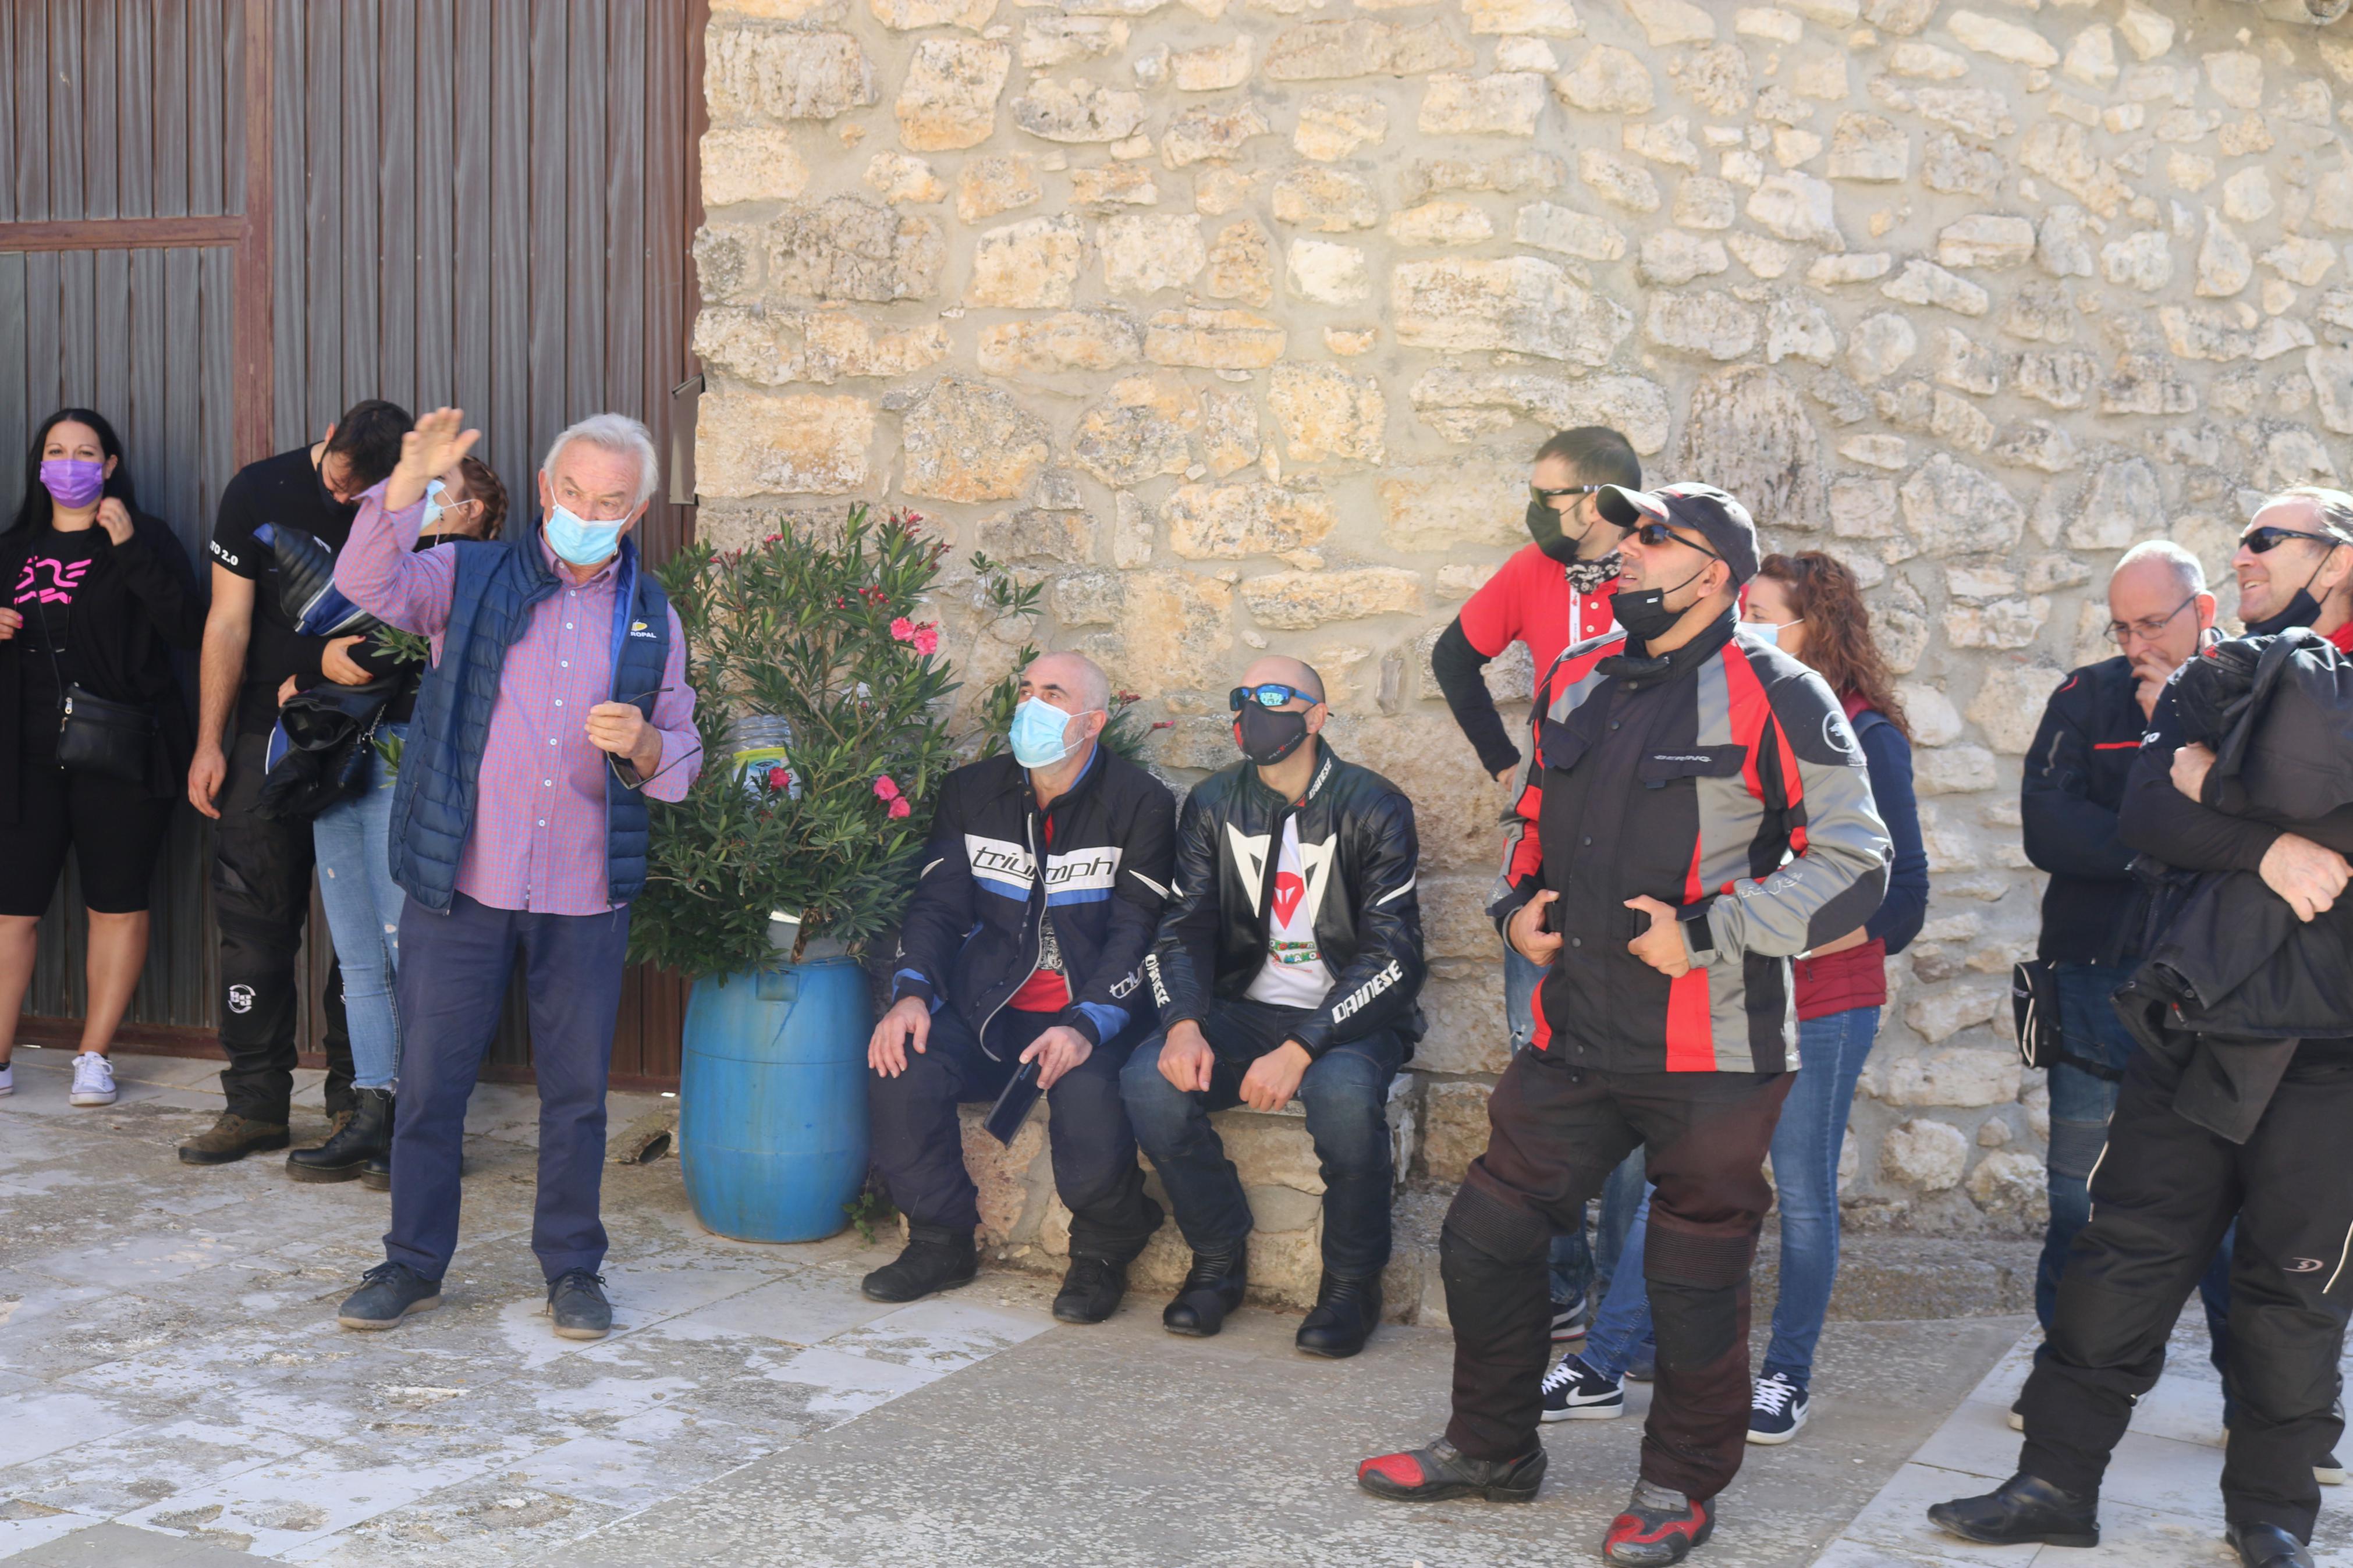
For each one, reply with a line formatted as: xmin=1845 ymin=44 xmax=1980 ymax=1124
xmin=1009 ymin=696 xmax=1087 ymax=769
xmin=545 ymin=501 xmax=628 ymax=567
xmin=1741 ymin=617 xmax=1799 ymax=648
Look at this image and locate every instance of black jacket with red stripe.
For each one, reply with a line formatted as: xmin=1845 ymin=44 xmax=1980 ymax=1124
xmin=1489 ymin=613 xmax=1890 ymax=1074
xmin=2020 ymin=655 xmax=2151 ymax=966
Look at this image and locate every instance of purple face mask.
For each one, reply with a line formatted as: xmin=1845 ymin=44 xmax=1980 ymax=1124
xmin=40 ymin=458 xmax=106 ymax=510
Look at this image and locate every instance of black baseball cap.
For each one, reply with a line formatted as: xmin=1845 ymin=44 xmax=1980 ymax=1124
xmin=1596 ymin=482 xmax=1759 ymax=585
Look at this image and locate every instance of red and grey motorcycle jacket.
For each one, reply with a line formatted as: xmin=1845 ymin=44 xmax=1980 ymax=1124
xmin=1489 ymin=612 xmax=1890 ymax=1074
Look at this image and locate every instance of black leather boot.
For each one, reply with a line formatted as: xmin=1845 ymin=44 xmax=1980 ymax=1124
xmin=1296 ymin=1271 xmax=1382 ymax=1358
xmin=2229 ymin=1522 xmax=2316 ymax=1568
xmin=1162 ymin=1243 xmax=1248 ymax=1337
xmin=860 ymin=1224 xmax=979 ymax=1303
xmin=287 ymin=1088 xmax=393 ymax=1183
xmin=1928 ymin=1473 xmax=2100 ymax=1548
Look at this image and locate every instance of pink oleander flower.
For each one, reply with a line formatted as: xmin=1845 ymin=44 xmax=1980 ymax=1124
xmin=911 ymin=623 xmax=939 ymax=656
xmin=767 ymin=765 xmax=793 ymax=792
xmin=889 ymin=617 xmax=917 ymax=642
xmin=874 ymin=774 xmax=902 ymax=803
xmin=888 ymin=797 xmax=911 ymax=819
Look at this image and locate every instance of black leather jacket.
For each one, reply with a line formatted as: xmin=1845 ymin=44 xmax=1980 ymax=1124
xmin=1144 ymin=738 xmax=1426 ymax=1059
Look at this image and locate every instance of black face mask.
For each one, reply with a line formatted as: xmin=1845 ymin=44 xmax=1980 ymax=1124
xmin=1527 ymin=497 xmax=1583 ymax=565
xmin=2243 ymin=591 xmax=2320 ymax=638
xmin=1235 ymin=704 xmax=1311 ymax=767
xmin=1612 ymin=564 xmax=1713 ymax=646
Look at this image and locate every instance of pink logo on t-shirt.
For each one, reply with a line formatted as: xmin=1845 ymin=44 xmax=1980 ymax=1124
xmin=13 ymin=556 xmax=90 ymax=605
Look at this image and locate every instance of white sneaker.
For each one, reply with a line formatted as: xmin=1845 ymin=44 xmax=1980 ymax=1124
xmin=69 ymin=1053 xmax=116 ymax=1107
xmin=0 ymin=1062 xmax=12 ymax=1096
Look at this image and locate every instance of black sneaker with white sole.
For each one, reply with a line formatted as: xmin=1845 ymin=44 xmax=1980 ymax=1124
xmin=1540 ymin=1353 xmax=1626 ymax=1421
xmin=1550 ymin=1292 xmax=1590 ymax=1345
xmin=1747 ymin=1370 xmax=1808 ymax=1444
xmin=2317 ymin=1451 xmax=2345 ymax=1487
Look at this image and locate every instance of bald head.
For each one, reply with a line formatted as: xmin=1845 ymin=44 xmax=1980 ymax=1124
xmin=1240 ymin=654 xmax=1324 ymax=705
xmin=1021 ymin=650 xmax=1110 ymax=714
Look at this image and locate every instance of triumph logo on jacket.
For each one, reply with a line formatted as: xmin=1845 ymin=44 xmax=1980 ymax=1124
xmin=1330 ymin=959 xmax=1404 ymax=1024
xmin=965 ymin=835 xmax=1124 ymax=901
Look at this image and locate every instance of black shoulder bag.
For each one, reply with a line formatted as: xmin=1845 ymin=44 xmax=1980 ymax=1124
xmin=38 ymin=618 xmax=155 ymax=787
xmin=2010 ymin=959 xmax=2124 ymax=1083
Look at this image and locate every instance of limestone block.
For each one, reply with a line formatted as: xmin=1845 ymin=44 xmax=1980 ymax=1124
xmin=896 ymin=37 xmax=1011 ymax=150
xmin=2221 ymin=167 xmax=2273 ymax=228
xmin=1745 ymin=172 xmax=1841 ymax=246
xmin=1965 ymin=664 xmax=2063 ymax=753
xmin=863 ymin=151 xmax=946 ymax=205
xmin=1020 ymin=14 xmax=1128 ymax=67
xmin=1099 ymin=214 xmax=1206 ymax=295
xmin=693 ymin=307 xmax=950 ymax=385
xmin=1932 ymin=329 xmax=2000 ymax=399
xmin=1881 ymin=259 xmax=1989 ymax=318
xmin=1765 ymin=295 xmax=1837 ymax=367
xmin=1827 ymin=113 xmax=1910 ymax=183
xmin=1551 ymin=45 xmax=1653 ymax=114
xmin=1809 ymin=253 xmax=1891 ymax=287
xmin=1922 ymin=133 xmax=2002 ymax=198
xmin=1286 ymin=239 xmax=1372 ymax=305
xmin=1624 ymin=117 xmax=1700 ymax=172
xmin=1241 ymin=568 xmax=1423 ymax=629
xmin=1408 ymin=368 xmax=1670 ymax=454
xmin=1088 ymin=571 xmax=1234 ymax=696
xmin=1269 ymin=364 xmax=1387 ymax=464
xmin=1734 ymin=6 xmax=1802 ymax=43
xmin=1891 ymin=40 xmax=1967 ymax=79
xmin=976 ymin=310 xmax=1145 ymax=375
xmin=696 ymin=389 xmax=875 ymax=496
xmin=1965 ymin=1149 xmax=2047 ymax=1224
xmin=1172 ymin=35 xmax=1251 ymax=90
xmin=1580 ymin=150 xmax=1660 ymax=214
xmin=1380 ymin=459 xmax=1524 ymax=552
xmin=1624 ymin=0 xmax=1712 ymax=46
xmin=1880 ymin=1118 xmax=1968 ymax=1190
xmin=1012 ymin=77 xmax=1148 ymax=143
xmin=870 ymin=0 xmax=995 ymax=26
xmin=978 ymin=507 xmax=1092 ymax=563
xmin=2100 ymin=230 xmax=2173 ymax=294
xmin=1071 ymin=379 xmax=1197 ymax=487
xmin=2116 ymin=3 xmax=2170 ymax=60
xmin=1514 ymin=201 xmax=1626 ymax=262
xmin=1145 ymin=308 xmax=1287 ymax=368
xmin=1466 ymin=0 xmax=1582 ymax=36
xmin=1732 ymin=231 xmax=1795 ymax=280
xmin=1392 ymin=257 xmax=1633 ymax=366
xmin=2196 ymin=216 xmax=2252 ymax=301
xmin=968 ymin=215 xmax=1082 ymax=308
xmin=1420 ymin=72 xmax=1549 ymax=137
xmin=1294 ymin=93 xmax=1390 ymax=162
xmin=1879 ymin=1042 xmax=2018 ymax=1107
xmin=900 ymin=376 xmax=1050 ymax=502
xmin=1945 ymin=598 xmax=2048 ymax=650
xmin=1791 ymin=52 xmax=1849 ymax=103
xmin=1387 ymin=201 xmax=1493 ymax=247
xmin=2068 ymin=457 xmax=2160 ymax=551
xmin=1829 ymin=474 xmax=1898 ymax=539
xmin=1845 ymin=312 xmax=1916 ymax=386
xmin=1901 ymin=454 xmax=2025 ymax=557
xmin=707 ymin=28 xmax=875 ymax=122
xmin=1261 ymin=18 xmax=1472 ymax=81
xmin=1638 ymin=230 xmax=1728 ymax=287
xmin=1195 ymin=220 xmax=1272 ymax=306
xmin=1992 ymin=421 xmax=2080 ymax=475
xmin=1404 ymin=152 xmax=1567 ymax=202
xmin=1272 ymin=165 xmax=1381 ymax=232
xmin=2014 ymin=351 xmax=2095 ymax=412
xmin=1199 ymin=390 xmax=1261 ymax=478
xmin=1644 ymin=290 xmax=1758 ymax=361
xmin=1897 ymin=682 xmax=1963 ymax=746
xmin=1420 ymin=1079 xmax=1494 ymax=1185
xmin=2060 ymin=24 xmax=2116 ymax=89
xmin=2311 ymin=347 xmax=2353 ymax=438
xmin=1163 ymin=101 xmax=1273 ymax=166
xmin=1072 ymin=165 xmax=1160 ymax=208
xmin=958 ymin=1105 xmax=1049 ymax=1241
xmin=1675 ymin=366 xmax=1823 ymax=528
xmin=1673 ymin=176 xmax=1736 ymax=232
xmin=1930 ymin=392 xmax=1994 ymax=455
xmin=725 ymin=198 xmax=946 ymax=305
xmin=2021 ymin=123 xmax=2127 ymax=219
xmin=1947 ymin=10 xmax=2055 ymax=67
xmin=1165 ymin=481 xmax=1338 ymax=558
xmin=2202 ymin=49 xmax=2262 ymax=112
xmin=1416 ymin=977 xmax=1512 ymax=1077
xmin=702 ymin=128 xmax=812 ymax=205
xmin=1936 ymin=215 xmax=2035 ymax=271
xmin=1915 ymin=743 xmax=1996 ymax=794
xmin=956 ymin=155 xmax=1040 ymax=223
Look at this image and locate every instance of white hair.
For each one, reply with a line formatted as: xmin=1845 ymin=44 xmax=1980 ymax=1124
xmin=2113 ymin=539 xmax=2205 ymax=597
xmin=542 ymin=413 xmax=659 ymax=507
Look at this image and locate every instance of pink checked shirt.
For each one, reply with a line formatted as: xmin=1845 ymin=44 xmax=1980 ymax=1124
xmin=334 ymin=481 xmax=701 ymax=915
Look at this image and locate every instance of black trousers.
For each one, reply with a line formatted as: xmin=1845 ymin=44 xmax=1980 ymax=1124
xmin=213 ymin=729 xmax=352 ymax=1122
xmin=868 ymin=1004 xmax=1163 ymax=1264
xmin=2020 ymin=1041 xmax=2353 ymax=1542
xmin=1442 ymin=1052 xmax=1790 ymax=1501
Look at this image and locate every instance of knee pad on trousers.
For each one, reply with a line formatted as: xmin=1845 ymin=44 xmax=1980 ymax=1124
xmin=1441 ymin=1180 xmax=1550 ymax=1270
xmin=1645 ymin=1225 xmax=1755 ymax=1291
xmin=2046 ymin=1119 xmax=2107 ymax=1183
xmin=1649 ymin=1278 xmax=1741 ymax=1370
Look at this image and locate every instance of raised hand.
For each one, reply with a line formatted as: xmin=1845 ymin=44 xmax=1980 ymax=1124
xmin=388 ymin=408 xmax=481 ymax=510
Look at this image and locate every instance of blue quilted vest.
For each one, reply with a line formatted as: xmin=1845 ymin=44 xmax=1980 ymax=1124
xmin=389 ymin=529 xmax=673 ymax=913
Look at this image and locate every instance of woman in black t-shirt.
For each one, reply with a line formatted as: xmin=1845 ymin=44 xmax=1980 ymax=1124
xmin=0 ymin=408 xmax=207 ymax=1107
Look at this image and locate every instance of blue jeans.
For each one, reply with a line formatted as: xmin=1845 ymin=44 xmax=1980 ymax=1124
xmin=1509 ymin=949 xmax=1646 ymax=1303
xmin=1581 ymin=1007 xmax=1883 ymax=1388
xmin=2038 ymin=961 xmax=2232 ymax=1368
xmin=313 ymin=724 xmax=407 ymax=1090
xmin=1122 ymin=997 xmax=1401 ymax=1279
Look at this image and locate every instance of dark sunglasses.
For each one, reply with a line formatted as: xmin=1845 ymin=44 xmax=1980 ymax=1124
xmin=1530 ymin=482 xmax=1603 ymax=503
xmin=1631 ymin=520 xmax=1719 ymax=559
xmin=2241 ymin=525 xmax=2345 ymax=554
xmin=1230 ymin=682 xmax=1316 ymax=711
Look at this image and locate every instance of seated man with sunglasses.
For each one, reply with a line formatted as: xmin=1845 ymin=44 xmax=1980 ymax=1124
xmin=1122 ymin=656 xmax=1425 ymax=1359
xmin=1361 ymin=485 xmax=1887 ymax=1568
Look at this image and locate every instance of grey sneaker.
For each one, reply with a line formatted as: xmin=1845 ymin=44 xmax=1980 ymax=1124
xmin=337 ymin=1262 xmax=443 ymax=1330
xmin=546 ymin=1269 xmax=612 ymax=1341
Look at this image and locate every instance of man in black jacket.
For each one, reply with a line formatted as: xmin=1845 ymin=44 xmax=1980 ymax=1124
xmin=1122 ymin=655 xmax=1425 ymax=1359
xmin=865 ymin=652 xmax=1176 ymax=1324
xmin=1360 ymin=485 xmax=1888 ymax=1568
xmin=2020 ymin=541 xmax=2217 ymax=1327
xmin=1931 ymin=491 xmax=2353 ymax=1568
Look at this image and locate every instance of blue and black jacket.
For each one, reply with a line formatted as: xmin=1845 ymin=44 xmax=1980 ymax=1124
xmin=890 ymin=745 xmax=1177 ymax=1047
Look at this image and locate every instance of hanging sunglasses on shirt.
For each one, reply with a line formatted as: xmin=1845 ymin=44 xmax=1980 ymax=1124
xmin=1229 ymin=682 xmax=1316 ymax=711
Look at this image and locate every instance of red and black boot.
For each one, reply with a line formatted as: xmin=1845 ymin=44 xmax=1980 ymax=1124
xmin=1355 ymin=1438 xmax=1546 ymax=1503
xmin=1603 ymin=1481 xmax=1714 ymax=1565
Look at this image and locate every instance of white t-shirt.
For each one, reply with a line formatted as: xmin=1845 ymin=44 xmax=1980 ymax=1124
xmin=1245 ymin=816 xmax=1337 ymax=1009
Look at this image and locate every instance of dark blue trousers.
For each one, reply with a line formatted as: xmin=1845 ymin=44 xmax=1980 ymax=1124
xmin=385 ymin=893 xmax=631 ymax=1283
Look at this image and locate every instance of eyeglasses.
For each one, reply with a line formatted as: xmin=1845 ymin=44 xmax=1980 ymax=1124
xmin=1530 ymin=482 xmax=1603 ymax=503
xmin=2106 ymin=594 xmax=2196 ymax=645
xmin=1229 ymin=682 xmax=1316 ymax=711
xmin=2240 ymin=525 xmax=2345 ymax=554
xmin=1631 ymin=520 xmax=1719 ymax=559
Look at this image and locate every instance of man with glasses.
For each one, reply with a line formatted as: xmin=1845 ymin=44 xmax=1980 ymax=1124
xmin=1122 ymin=656 xmax=1425 ymax=1360
xmin=862 ymin=651 xmax=1176 ymax=1324
xmin=2020 ymin=540 xmax=2219 ymax=1334
xmin=1361 ymin=484 xmax=1887 ymax=1567
xmin=1429 ymin=425 xmax=1649 ymax=1356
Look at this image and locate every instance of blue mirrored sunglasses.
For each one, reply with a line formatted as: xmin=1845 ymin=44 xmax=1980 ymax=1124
xmin=1230 ymin=682 xmax=1314 ymax=710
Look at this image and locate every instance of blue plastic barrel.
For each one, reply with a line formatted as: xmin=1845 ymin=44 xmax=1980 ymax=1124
xmin=678 ymin=958 xmax=872 ymax=1243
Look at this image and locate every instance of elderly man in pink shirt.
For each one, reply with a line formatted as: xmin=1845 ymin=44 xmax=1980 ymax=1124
xmin=327 ymin=408 xmax=700 ymax=1341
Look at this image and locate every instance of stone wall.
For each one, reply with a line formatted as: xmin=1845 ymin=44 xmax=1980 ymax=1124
xmin=693 ymin=0 xmax=2353 ymax=1241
